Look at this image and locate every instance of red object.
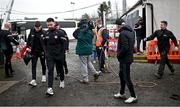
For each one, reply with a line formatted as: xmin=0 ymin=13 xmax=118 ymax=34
xmin=16 ymin=45 xmax=21 ymax=59
xmin=21 ymin=46 xmax=31 ymax=58
xmin=107 ymin=38 xmax=118 ymax=56
xmin=146 ymin=40 xmax=180 ymax=63
xmin=21 ymin=46 xmax=27 ymax=58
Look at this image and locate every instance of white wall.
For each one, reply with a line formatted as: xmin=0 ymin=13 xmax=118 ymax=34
xmin=145 ymin=4 xmax=153 ymax=38
xmin=148 ymin=0 xmax=180 ymax=39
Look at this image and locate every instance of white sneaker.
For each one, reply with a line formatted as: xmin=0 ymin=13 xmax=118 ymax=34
xmin=46 ymin=87 xmax=54 ymax=96
xmin=59 ymin=81 xmax=65 ymax=88
xmin=79 ymin=79 xmax=89 ymax=84
xmin=41 ymin=75 xmax=46 ymax=82
xmin=114 ymin=93 xmax=126 ymax=99
xmin=29 ymin=80 xmax=37 ymax=87
xmin=97 ymin=71 xmax=102 ymax=74
xmin=124 ymin=96 xmax=138 ymax=104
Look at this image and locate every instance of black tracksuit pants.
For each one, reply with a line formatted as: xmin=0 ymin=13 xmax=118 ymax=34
xmin=136 ymin=36 xmax=146 ymax=52
xmin=119 ymin=62 xmax=136 ymax=97
xmin=3 ymin=51 xmax=13 ymax=76
xmin=31 ymin=54 xmax=46 ymax=80
xmin=47 ymin=57 xmax=64 ymax=88
xmin=158 ymin=50 xmax=174 ymax=76
xmin=56 ymin=53 xmax=68 ymax=77
xmin=96 ymin=47 xmax=105 ymax=72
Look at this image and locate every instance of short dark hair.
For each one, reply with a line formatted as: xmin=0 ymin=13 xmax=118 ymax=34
xmin=161 ymin=21 xmax=168 ymax=26
xmin=47 ymin=18 xmax=54 ymax=22
xmin=34 ymin=21 xmax=41 ymax=27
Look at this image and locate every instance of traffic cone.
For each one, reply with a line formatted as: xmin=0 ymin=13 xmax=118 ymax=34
xmin=16 ymin=45 xmax=21 ymax=59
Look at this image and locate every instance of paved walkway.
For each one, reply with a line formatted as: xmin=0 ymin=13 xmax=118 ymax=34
xmin=0 ymin=41 xmax=180 ymax=106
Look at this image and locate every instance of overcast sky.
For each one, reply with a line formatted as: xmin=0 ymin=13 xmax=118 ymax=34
xmin=0 ymin=0 xmax=138 ymax=20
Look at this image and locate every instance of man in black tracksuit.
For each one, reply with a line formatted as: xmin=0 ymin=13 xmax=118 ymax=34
xmin=144 ymin=21 xmax=178 ymax=79
xmin=0 ymin=23 xmax=19 ymax=77
xmin=114 ymin=19 xmax=137 ymax=104
xmin=45 ymin=18 xmax=66 ymax=95
xmin=27 ymin=21 xmax=46 ymax=86
xmin=55 ymin=22 xmax=69 ymax=80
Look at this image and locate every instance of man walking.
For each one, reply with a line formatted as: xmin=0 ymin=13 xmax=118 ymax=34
xmin=144 ymin=21 xmax=179 ymax=79
xmin=74 ymin=18 xmax=101 ymax=84
xmin=44 ymin=18 xmax=66 ymax=95
xmin=27 ymin=21 xmax=46 ymax=86
xmin=114 ymin=19 xmax=137 ymax=104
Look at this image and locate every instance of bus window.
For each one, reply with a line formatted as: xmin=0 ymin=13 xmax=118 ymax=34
xmin=58 ymin=21 xmax=76 ymax=28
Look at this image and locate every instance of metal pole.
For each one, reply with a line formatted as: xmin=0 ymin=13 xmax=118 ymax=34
xmin=1 ymin=0 xmax=14 ymax=29
xmin=103 ymin=11 xmax=106 ymax=27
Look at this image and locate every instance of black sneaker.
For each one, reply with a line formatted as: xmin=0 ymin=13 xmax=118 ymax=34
xmin=94 ymin=71 xmax=101 ymax=82
xmin=11 ymin=70 xmax=15 ymax=75
xmin=55 ymin=75 xmax=60 ymax=80
xmin=154 ymin=73 xmax=162 ymax=79
xmin=5 ymin=73 xmax=14 ymax=78
xmin=100 ymin=68 xmax=105 ymax=73
xmin=170 ymin=67 xmax=175 ymax=75
xmin=65 ymin=69 xmax=68 ymax=75
xmin=170 ymin=94 xmax=180 ymax=101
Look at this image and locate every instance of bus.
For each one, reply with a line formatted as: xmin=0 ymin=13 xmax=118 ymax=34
xmin=9 ymin=19 xmax=78 ymax=41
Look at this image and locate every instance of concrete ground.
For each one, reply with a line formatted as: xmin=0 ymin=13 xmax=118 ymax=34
xmin=0 ymin=41 xmax=180 ymax=106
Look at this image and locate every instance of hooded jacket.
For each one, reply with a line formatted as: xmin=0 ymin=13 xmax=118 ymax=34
xmin=117 ymin=25 xmax=135 ymax=63
xmin=76 ymin=29 xmax=94 ymax=56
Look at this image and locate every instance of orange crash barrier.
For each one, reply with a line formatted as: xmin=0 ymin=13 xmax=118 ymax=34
xmin=168 ymin=40 xmax=180 ymax=63
xmin=146 ymin=40 xmax=180 ymax=63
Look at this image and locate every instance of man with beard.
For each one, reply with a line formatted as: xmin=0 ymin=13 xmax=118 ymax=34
xmin=44 ymin=18 xmax=66 ymax=95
